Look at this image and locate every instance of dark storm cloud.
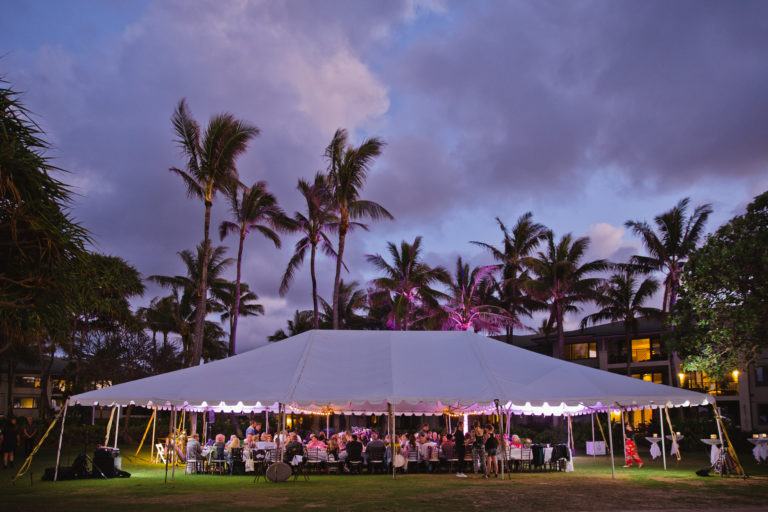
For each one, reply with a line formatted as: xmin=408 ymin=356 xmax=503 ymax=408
xmin=388 ymin=0 xmax=768 ymax=204
xmin=2 ymin=0 xmax=765 ymax=348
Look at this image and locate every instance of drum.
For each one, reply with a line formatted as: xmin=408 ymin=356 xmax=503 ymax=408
xmin=265 ymin=461 xmax=292 ymax=482
xmin=393 ymin=454 xmax=406 ymax=468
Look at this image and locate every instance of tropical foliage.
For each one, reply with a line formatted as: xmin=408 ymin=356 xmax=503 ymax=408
xmin=671 ymin=191 xmax=768 ymax=377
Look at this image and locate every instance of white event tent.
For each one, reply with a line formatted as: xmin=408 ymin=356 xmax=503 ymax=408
xmin=69 ymin=330 xmax=711 ymax=416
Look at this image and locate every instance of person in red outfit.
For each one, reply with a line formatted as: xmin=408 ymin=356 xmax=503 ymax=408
xmin=623 ymin=425 xmax=644 ymax=468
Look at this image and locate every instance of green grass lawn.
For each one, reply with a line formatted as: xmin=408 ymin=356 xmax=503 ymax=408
xmin=3 ymin=446 xmax=768 ymax=511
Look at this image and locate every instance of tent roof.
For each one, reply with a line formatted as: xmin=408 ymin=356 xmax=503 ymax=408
xmin=68 ymin=330 xmax=712 ymax=415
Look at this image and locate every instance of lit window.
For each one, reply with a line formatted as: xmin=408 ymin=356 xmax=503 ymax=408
xmin=13 ymin=397 xmax=38 ymax=409
xmin=565 ymin=342 xmax=597 ymax=360
xmin=14 ymin=376 xmax=41 ymax=388
xmin=631 ymin=338 xmax=651 ymax=362
xmin=756 ymin=366 xmax=768 ymax=387
xmin=631 ymin=372 xmax=663 ymax=384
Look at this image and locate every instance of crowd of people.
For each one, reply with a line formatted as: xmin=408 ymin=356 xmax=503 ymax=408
xmin=183 ymin=419 xmax=537 ymax=478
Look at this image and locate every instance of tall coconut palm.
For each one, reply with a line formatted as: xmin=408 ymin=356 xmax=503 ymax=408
xmin=471 ymin=212 xmax=547 ymax=341
xmin=169 ymin=99 xmax=259 ymax=365
xmin=366 ymin=236 xmax=449 ymax=330
xmin=581 ymin=267 xmax=662 ymax=374
xmin=218 ymin=281 xmax=264 ymax=341
xmin=625 ymin=198 xmax=712 ymax=313
xmin=279 ymin=173 xmax=339 ymax=328
xmin=528 ymin=231 xmax=608 ymax=359
xmin=219 ymin=181 xmax=288 ymax=356
xmin=443 ymin=257 xmax=515 ymax=333
xmin=326 ymin=129 xmax=393 ymax=329
xmin=148 ymin=244 xmax=234 ymax=365
xmin=319 ymin=280 xmax=368 ymax=329
xmin=268 ymin=310 xmax=314 ymax=341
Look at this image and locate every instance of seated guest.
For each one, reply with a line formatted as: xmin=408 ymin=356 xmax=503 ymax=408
xmin=225 ymin=434 xmax=240 ymax=452
xmin=327 ymin=437 xmax=340 ymax=461
xmin=283 ymin=433 xmax=304 ymax=464
xmin=306 ymin=433 xmax=327 ymax=450
xmin=244 ymin=433 xmax=256 ymax=450
xmin=367 ymin=431 xmax=385 ymax=451
xmin=186 ymin=433 xmax=202 ymax=460
xmin=345 ymin=434 xmax=363 ymax=469
xmin=317 ymin=431 xmax=327 ymax=443
xmin=213 ymin=434 xmax=226 ymax=460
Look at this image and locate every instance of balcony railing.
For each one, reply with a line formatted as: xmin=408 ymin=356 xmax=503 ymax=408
xmin=684 ymin=381 xmax=739 ymax=396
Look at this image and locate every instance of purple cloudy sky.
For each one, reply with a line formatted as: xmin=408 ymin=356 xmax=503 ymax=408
xmin=3 ymin=0 xmax=767 ymax=351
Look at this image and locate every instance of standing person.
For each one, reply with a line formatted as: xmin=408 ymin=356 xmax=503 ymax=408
xmin=485 ymin=425 xmax=499 ymax=477
xmin=453 ymin=426 xmax=467 ymax=478
xmin=471 ymin=422 xmax=486 ymax=478
xmin=22 ymin=417 xmax=37 ymax=457
xmin=623 ymin=425 xmax=644 ymax=468
xmin=246 ymin=420 xmax=263 ymax=439
xmin=2 ymin=417 xmax=19 ymax=469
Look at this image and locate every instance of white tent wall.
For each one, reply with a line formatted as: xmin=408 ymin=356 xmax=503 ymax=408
xmin=68 ymin=330 xmax=712 ymax=416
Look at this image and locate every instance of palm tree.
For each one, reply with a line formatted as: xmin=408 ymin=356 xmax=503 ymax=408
xmin=279 ymin=173 xmax=339 ymax=328
xmin=168 ymin=99 xmax=259 ymax=365
xmin=581 ymin=267 xmax=662 ymax=374
xmin=625 ymin=198 xmax=712 ymax=313
xmin=471 ymin=213 xmax=547 ymax=341
xmin=325 ymin=129 xmax=393 ymax=329
xmin=443 ymin=257 xmax=515 ymax=333
xmin=319 ymin=280 xmax=368 ymax=329
xmin=528 ymin=231 xmax=608 ymax=358
xmin=268 ymin=310 xmax=314 ymax=341
xmin=219 ymin=281 xmax=265 ymax=341
xmin=366 ymin=236 xmax=449 ymax=330
xmin=219 ymin=181 xmax=288 ymax=356
xmin=148 ymin=244 xmax=234 ymax=365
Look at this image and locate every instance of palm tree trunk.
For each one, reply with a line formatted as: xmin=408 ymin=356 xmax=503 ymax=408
xmin=332 ymin=219 xmax=348 ymax=330
xmin=625 ymin=331 xmax=632 ymax=376
xmin=310 ymin=242 xmax=319 ymax=329
xmin=228 ymin=230 xmax=246 ymax=357
xmin=151 ymin=330 xmax=158 ymax=368
xmin=191 ymin=202 xmax=212 ymax=366
xmin=555 ymin=304 xmax=565 ymax=359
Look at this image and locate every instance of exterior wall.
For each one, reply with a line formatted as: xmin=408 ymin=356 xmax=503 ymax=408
xmin=557 ymin=330 xmax=762 ymax=433
xmin=0 ymin=370 xmax=66 ymax=419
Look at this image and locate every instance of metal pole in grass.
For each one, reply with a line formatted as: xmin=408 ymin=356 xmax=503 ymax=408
xmin=591 ymin=413 xmax=596 ymax=459
xmin=659 ymin=406 xmax=667 ymax=470
xmin=151 ymin=406 xmax=157 ymax=462
xmin=164 ymin=406 xmax=172 ymax=484
xmin=54 ymin=402 xmax=69 ymax=482
xmin=607 ymin=410 xmax=615 ymax=480
xmin=114 ymin=405 xmax=121 ymax=449
xmin=171 ymin=407 xmax=177 ymax=481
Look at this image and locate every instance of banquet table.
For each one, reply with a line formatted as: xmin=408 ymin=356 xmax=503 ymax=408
xmin=586 ymin=441 xmax=606 ymax=455
xmin=748 ymin=438 xmax=768 ymax=463
xmin=645 ymin=437 xmax=662 ymax=460
xmin=666 ymin=435 xmax=684 ymax=457
xmin=700 ymin=438 xmax=722 ymax=466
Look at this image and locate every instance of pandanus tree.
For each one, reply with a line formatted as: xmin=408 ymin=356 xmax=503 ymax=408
xmin=218 ymin=281 xmax=264 ymax=344
xmin=471 ymin=212 xmax=547 ymax=341
xmin=168 ymin=99 xmax=259 ymax=365
xmin=581 ymin=266 xmax=662 ymax=374
xmin=219 ymin=181 xmax=289 ymax=356
xmin=149 ymin=244 xmax=234 ymax=365
xmin=443 ymin=257 xmax=515 ymax=333
xmin=528 ymin=231 xmax=608 ymax=359
xmin=325 ymin=129 xmax=392 ymax=329
xmin=625 ymin=198 xmax=712 ymax=313
xmin=280 ymin=173 xmax=339 ymax=329
xmin=367 ymin=236 xmax=449 ymax=330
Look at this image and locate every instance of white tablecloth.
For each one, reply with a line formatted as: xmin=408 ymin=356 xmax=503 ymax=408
xmin=645 ymin=437 xmax=662 ymax=460
xmin=666 ymin=435 xmax=683 ymax=456
xmin=586 ymin=441 xmax=606 ymax=455
xmin=701 ymin=439 xmax=722 ymax=466
xmin=748 ymin=439 xmax=768 ymax=462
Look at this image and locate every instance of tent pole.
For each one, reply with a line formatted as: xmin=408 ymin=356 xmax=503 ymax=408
xmin=171 ymin=407 xmax=177 ymax=481
xmin=607 ymin=410 xmax=615 ymax=480
xmin=659 ymin=406 xmax=667 ymax=470
xmin=114 ymin=405 xmax=121 ymax=449
xmin=326 ymin=412 xmax=330 ymax=439
xmin=391 ymin=402 xmax=396 ymax=480
xmin=164 ymin=406 xmax=172 ymax=484
xmin=265 ymin=409 xmax=269 ymax=434
xmin=620 ymin=408 xmax=626 ymax=465
xmin=591 ymin=413 xmax=596 ymax=459
xmin=495 ymin=399 xmax=505 ymax=480
xmin=387 ymin=402 xmax=394 ymax=480
xmin=151 ymin=406 xmax=157 ymax=462
xmin=53 ymin=402 xmax=68 ymax=482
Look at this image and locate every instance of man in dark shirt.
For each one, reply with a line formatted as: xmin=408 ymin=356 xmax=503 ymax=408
xmin=346 ymin=434 xmax=364 ymax=467
xmin=283 ymin=432 xmax=304 ymax=464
